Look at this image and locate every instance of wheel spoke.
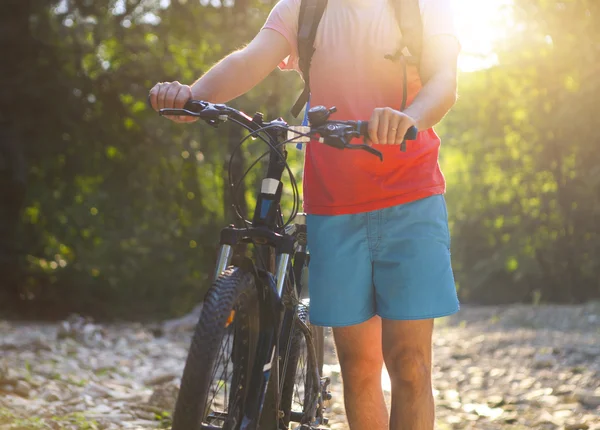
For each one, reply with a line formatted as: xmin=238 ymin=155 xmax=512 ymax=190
xmin=207 ymin=331 xmax=230 ymax=411
xmin=203 ymin=307 xmax=249 ymax=428
xmin=293 ymin=339 xmax=308 ymax=409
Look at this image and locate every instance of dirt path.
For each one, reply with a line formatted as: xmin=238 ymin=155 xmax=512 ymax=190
xmin=1 ymin=304 xmax=599 ymax=429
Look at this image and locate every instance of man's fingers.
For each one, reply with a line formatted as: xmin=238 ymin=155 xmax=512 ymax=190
xmin=171 ymin=85 xmax=193 ymax=122
xmin=164 ymin=82 xmax=182 ymax=110
xmin=149 ymin=84 xmax=161 ymax=111
xmin=394 ymin=118 xmax=411 ymax=145
xmin=379 ymin=109 xmax=391 ymax=145
xmin=174 ymin=85 xmax=191 ymax=109
xmin=388 ymin=116 xmax=402 ymax=145
xmin=176 ymin=114 xmax=197 ymax=123
xmin=157 ymin=83 xmax=170 ymax=110
xmin=368 ymin=110 xmax=380 ymax=145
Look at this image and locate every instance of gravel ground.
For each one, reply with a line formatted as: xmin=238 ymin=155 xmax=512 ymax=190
xmin=1 ymin=303 xmax=599 ymax=430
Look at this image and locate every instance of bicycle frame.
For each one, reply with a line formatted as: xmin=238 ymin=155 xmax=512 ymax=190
xmin=210 ymin=120 xmax=312 ymax=430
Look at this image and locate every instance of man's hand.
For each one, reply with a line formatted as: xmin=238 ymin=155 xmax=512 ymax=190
xmin=149 ymin=81 xmax=196 ymax=123
xmin=368 ymin=107 xmax=417 ymax=145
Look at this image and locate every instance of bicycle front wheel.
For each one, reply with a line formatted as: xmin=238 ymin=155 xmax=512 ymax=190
xmin=172 ymin=267 xmax=259 ymax=430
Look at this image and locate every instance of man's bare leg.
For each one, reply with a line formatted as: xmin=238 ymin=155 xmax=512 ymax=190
xmin=382 ymin=319 xmax=434 ymax=430
xmin=333 ymin=316 xmax=388 ymax=430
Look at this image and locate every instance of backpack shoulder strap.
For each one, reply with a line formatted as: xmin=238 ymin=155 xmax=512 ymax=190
xmin=391 ymin=0 xmax=423 ymax=63
xmin=390 ymin=0 xmax=423 ymax=113
xmin=291 ymin=0 xmax=328 ymax=118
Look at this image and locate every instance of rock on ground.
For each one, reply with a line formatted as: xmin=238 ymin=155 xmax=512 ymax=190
xmin=0 ymin=303 xmax=598 ymax=429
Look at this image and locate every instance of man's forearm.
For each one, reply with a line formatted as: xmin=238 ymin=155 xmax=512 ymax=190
xmin=403 ymin=72 xmax=457 ymax=131
xmin=149 ymin=29 xmax=289 ymax=122
xmin=189 ymin=29 xmax=290 ymax=104
xmin=190 ymin=51 xmax=260 ymax=103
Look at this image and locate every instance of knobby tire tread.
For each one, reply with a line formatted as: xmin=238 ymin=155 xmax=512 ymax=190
xmin=172 ymin=267 xmax=257 ymax=430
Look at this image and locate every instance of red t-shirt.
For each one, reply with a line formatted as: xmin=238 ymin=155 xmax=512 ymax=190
xmin=263 ymin=0 xmax=459 ymax=215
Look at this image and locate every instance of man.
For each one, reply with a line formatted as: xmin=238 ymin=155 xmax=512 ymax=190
xmin=150 ymin=0 xmax=460 ymax=428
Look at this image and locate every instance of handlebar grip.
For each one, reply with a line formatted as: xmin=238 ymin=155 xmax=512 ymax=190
xmin=147 ymin=93 xmax=197 ymax=113
xmin=400 ymin=126 xmax=418 ymax=152
xmin=405 ymin=126 xmax=418 ymax=141
xmin=358 ymin=120 xmax=369 ymax=136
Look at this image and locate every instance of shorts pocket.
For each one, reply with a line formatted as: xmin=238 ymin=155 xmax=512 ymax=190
xmin=440 ymin=195 xmax=451 ymax=249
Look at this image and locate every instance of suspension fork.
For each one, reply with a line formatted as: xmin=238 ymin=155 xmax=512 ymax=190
xmin=214 ymin=244 xmax=234 ymax=281
xmin=238 ymin=226 xmax=296 ymax=429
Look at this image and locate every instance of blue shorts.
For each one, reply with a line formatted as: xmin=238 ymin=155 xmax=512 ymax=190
xmin=306 ymin=194 xmax=459 ymax=327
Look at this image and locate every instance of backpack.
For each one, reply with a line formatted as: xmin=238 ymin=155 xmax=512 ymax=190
xmin=291 ymin=0 xmax=423 ymax=119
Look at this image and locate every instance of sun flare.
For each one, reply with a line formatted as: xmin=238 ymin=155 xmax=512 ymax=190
xmin=452 ymin=0 xmax=513 ymax=71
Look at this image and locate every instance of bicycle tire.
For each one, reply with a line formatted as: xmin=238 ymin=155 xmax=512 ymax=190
xmin=172 ymin=267 xmax=259 ymax=430
xmin=260 ymin=303 xmax=325 ymax=430
xmin=282 ymin=304 xmax=325 ymax=425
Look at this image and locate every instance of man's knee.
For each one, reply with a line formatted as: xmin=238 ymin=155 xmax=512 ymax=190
xmin=383 ymin=346 xmax=431 ymax=391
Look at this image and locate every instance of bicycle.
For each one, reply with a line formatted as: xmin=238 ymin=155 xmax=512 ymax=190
xmin=155 ymin=99 xmax=417 ymax=430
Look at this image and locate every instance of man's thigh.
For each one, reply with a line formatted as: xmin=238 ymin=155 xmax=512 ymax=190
xmin=307 ymin=212 xmax=375 ymax=327
xmin=332 ymin=316 xmax=383 ymax=367
xmin=374 ymin=195 xmax=459 ymax=320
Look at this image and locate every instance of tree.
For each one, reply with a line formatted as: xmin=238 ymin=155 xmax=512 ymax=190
xmin=1 ymin=0 xmax=300 ymax=320
xmin=440 ymin=0 xmax=600 ymax=303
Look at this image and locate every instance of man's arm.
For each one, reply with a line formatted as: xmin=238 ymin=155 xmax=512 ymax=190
xmin=369 ymin=35 xmax=460 ymax=145
xmin=149 ymin=28 xmax=290 ymax=122
xmin=403 ymin=34 xmax=460 ymax=130
xmin=190 ymin=28 xmax=291 ymax=102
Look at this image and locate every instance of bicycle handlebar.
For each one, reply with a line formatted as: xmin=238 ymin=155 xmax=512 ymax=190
xmin=157 ymin=100 xmax=418 ymax=160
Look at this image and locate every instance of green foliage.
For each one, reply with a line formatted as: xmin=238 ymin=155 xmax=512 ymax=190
xmin=2 ymin=0 xmax=300 ymax=320
xmin=440 ymin=0 xmax=600 ymax=304
xmin=0 ymin=409 xmax=99 ymax=430
xmin=155 ymin=410 xmax=173 ymax=428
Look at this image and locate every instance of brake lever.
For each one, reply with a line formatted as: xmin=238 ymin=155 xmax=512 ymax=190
xmin=345 ymin=143 xmax=383 ymax=161
xmin=158 ymin=108 xmax=203 ymax=117
xmin=317 ymin=122 xmax=384 ymax=161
